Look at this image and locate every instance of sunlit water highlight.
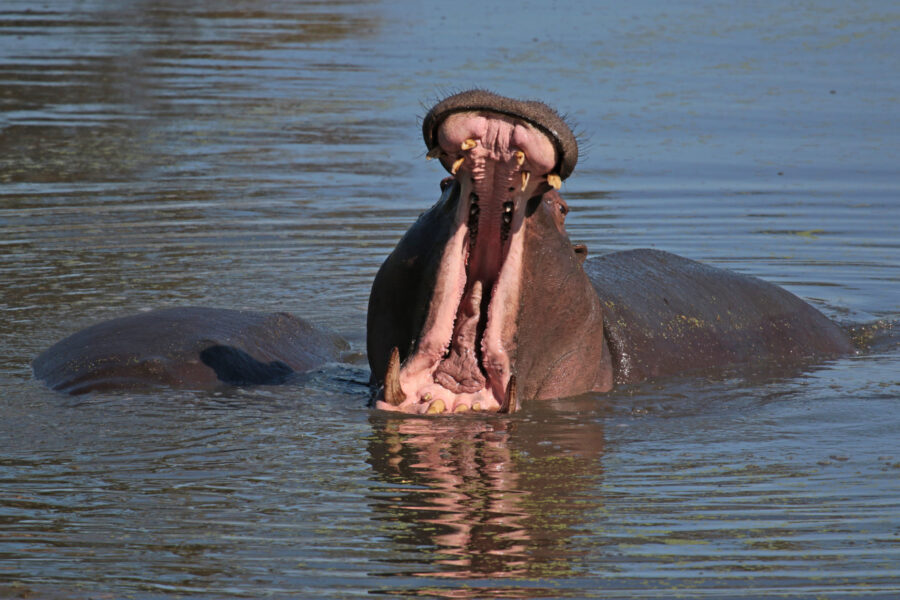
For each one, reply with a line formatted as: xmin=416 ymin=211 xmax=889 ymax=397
xmin=1 ymin=1 xmax=897 ymax=598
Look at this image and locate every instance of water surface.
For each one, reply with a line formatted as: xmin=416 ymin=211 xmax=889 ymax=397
xmin=1 ymin=1 xmax=898 ymax=598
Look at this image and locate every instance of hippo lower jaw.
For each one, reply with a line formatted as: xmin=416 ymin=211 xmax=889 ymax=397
xmin=376 ymin=111 xmax=563 ymax=414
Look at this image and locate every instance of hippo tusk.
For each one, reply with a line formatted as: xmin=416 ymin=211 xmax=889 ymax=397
xmin=384 ymin=347 xmax=404 ymax=406
xmin=499 ymin=375 xmax=518 ymax=414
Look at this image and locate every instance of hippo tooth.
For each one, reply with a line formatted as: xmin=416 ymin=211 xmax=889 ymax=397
xmin=454 ymin=404 xmax=470 ymax=413
xmin=461 ymin=138 xmax=477 ymax=151
xmin=426 ymin=146 xmax=442 ymax=160
xmin=499 ymin=375 xmax=518 ymax=414
xmin=515 ymin=150 xmax=525 ymax=167
xmin=503 ymin=201 xmax=513 ymax=213
xmin=451 ymin=157 xmax=465 ymax=175
xmin=520 ymin=171 xmax=530 ymax=192
xmin=426 ymin=398 xmax=446 ymax=414
xmin=384 ymin=346 xmax=405 ymax=406
xmin=547 ymin=173 xmax=561 ymax=190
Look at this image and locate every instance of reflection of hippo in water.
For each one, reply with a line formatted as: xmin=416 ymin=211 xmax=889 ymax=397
xmin=33 ymin=90 xmax=854 ymax=409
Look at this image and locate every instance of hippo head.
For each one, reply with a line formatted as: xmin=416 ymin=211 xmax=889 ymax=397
xmin=367 ymin=90 xmax=613 ymax=414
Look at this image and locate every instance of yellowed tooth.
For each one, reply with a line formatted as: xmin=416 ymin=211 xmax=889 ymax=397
xmin=451 ymin=157 xmax=465 ymax=175
xmin=547 ymin=173 xmax=562 ymax=190
xmin=453 ymin=404 xmax=470 ymax=414
xmin=422 ymin=392 xmax=432 ymax=402
xmin=471 ymin=402 xmax=481 ymax=412
xmin=384 ymin=347 xmax=404 ymax=406
xmin=520 ymin=170 xmax=530 ymax=191
xmin=461 ymin=138 xmax=477 ymax=151
xmin=515 ymin=150 xmax=525 ymax=167
xmin=499 ymin=375 xmax=518 ymax=414
xmin=426 ymin=398 xmax=446 ymax=414
xmin=426 ymin=146 xmax=442 ymax=160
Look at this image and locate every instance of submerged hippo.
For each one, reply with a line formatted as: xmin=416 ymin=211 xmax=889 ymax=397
xmin=33 ymin=90 xmax=854 ymax=409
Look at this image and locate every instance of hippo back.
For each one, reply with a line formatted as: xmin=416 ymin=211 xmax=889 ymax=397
xmin=33 ymin=307 xmax=347 ymax=394
xmin=584 ymin=249 xmax=854 ymax=384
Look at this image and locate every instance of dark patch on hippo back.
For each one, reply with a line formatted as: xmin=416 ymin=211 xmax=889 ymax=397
xmin=199 ymin=345 xmax=294 ymax=386
xmin=422 ymin=89 xmax=578 ymax=180
xmin=585 ymin=249 xmax=854 ymax=384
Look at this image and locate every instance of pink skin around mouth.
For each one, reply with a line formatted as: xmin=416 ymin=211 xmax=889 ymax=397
xmin=376 ymin=111 xmax=558 ymax=414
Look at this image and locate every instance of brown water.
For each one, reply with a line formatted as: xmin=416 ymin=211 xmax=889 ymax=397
xmin=1 ymin=1 xmax=898 ymax=598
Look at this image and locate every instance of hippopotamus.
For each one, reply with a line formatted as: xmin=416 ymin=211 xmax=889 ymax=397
xmin=33 ymin=90 xmax=854 ymax=408
xmin=32 ymin=307 xmax=347 ymax=395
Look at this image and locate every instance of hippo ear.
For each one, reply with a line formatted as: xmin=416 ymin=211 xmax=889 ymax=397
xmin=573 ymin=244 xmax=588 ymax=265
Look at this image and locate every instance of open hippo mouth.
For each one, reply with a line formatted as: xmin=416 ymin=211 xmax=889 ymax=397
xmin=375 ymin=91 xmax=579 ymax=414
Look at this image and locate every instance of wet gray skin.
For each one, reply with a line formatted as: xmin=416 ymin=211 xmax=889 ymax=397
xmin=367 ymin=90 xmax=853 ymax=414
xmin=33 ymin=307 xmax=347 ymax=394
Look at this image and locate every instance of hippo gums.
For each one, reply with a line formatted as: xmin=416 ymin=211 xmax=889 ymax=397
xmin=33 ymin=90 xmax=855 ymax=410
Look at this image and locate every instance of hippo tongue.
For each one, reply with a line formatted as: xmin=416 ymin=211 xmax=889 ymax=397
xmin=433 ymin=281 xmax=487 ymax=393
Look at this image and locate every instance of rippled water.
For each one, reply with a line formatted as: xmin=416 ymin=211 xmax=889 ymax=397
xmin=1 ymin=1 xmax=898 ymax=598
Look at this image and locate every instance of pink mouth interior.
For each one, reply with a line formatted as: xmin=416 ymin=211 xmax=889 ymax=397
xmin=378 ymin=111 xmax=557 ymax=414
